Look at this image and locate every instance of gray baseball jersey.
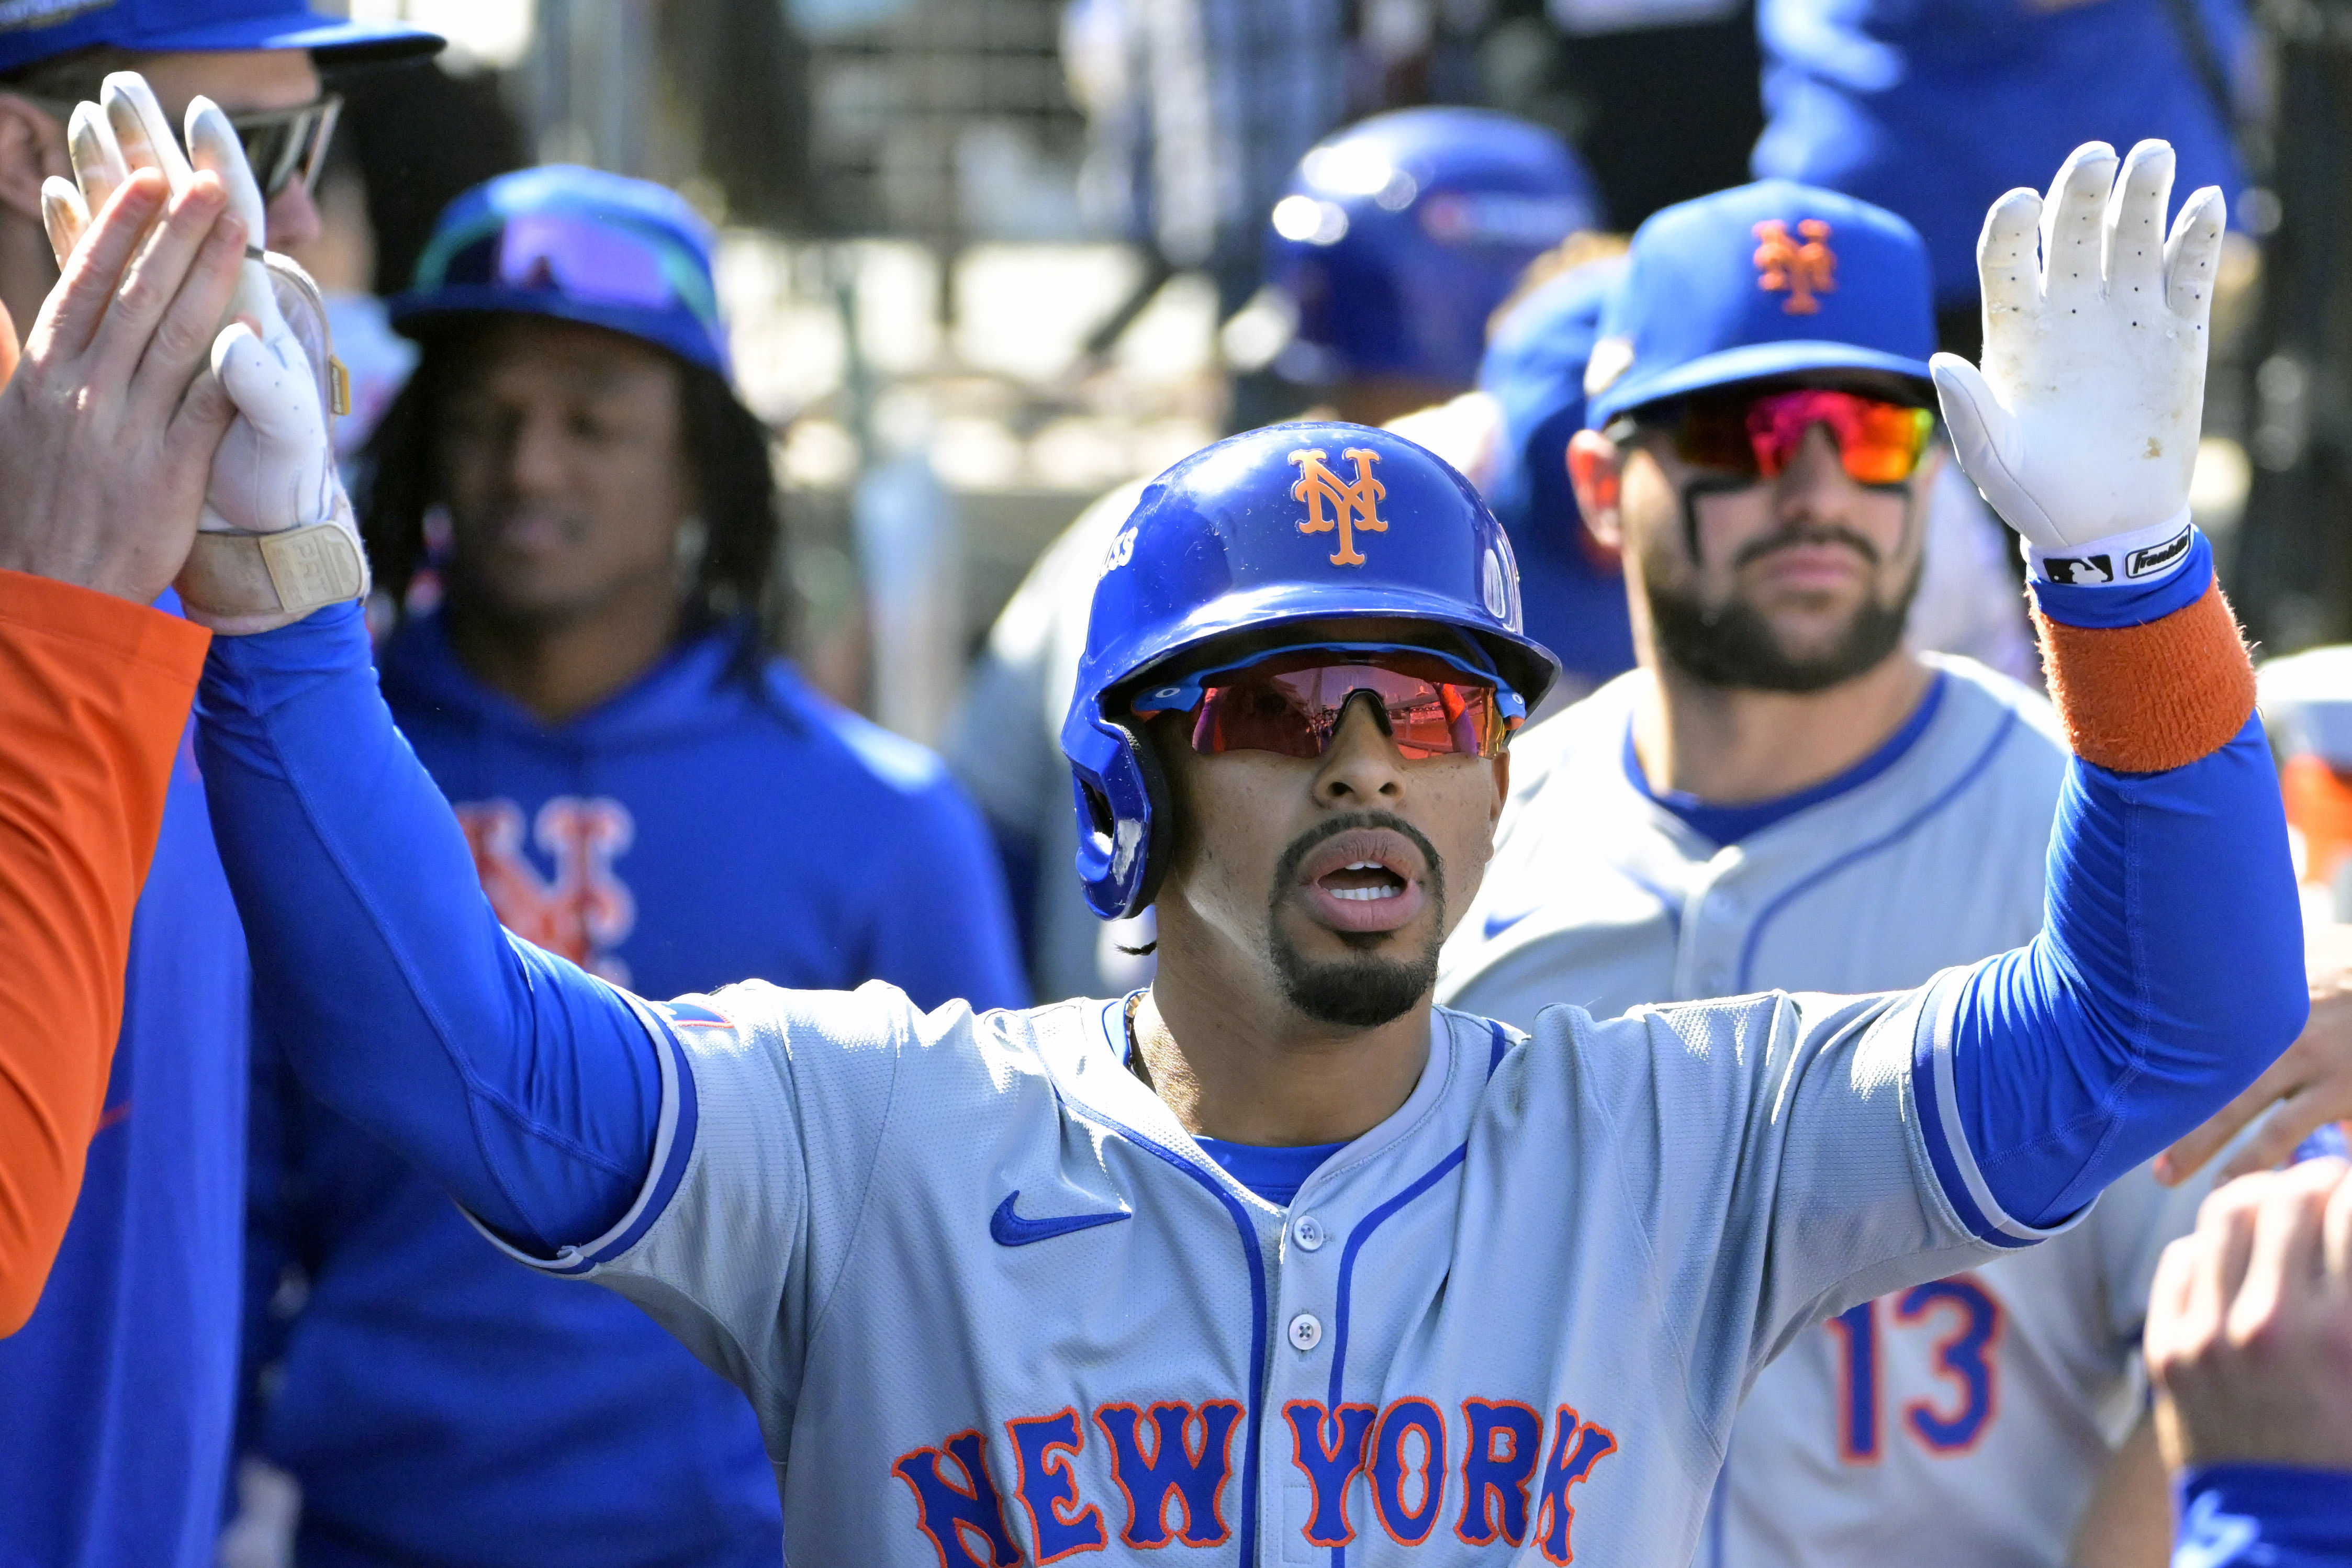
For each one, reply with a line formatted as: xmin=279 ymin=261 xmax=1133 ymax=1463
xmin=1438 ymin=658 xmax=2216 ymax=1568
xmin=475 ymin=972 xmax=2041 ymax=1565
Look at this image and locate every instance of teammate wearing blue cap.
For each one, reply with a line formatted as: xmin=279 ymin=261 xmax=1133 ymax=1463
xmin=232 ymin=166 xmax=1025 ymax=1568
xmin=1475 ymin=237 xmax=2032 ymax=714
xmin=1442 ymin=168 xmax=2322 ymax=1568
xmin=81 ymin=89 xmax=2312 ymax=1553
xmin=0 ymin=10 xmax=436 ymax=1568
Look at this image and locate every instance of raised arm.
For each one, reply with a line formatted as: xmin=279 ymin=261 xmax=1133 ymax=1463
xmin=198 ymin=603 xmax=664 ymax=1253
xmin=0 ymin=577 xmax=209 ymax=1334
xmin=1919 ymin=141 xmax=2304 ymax=1238
xmin=0 ymin=158 xmax=243 ymax=1332
xmin=30 ymin=72 xmax=677 ymax=1258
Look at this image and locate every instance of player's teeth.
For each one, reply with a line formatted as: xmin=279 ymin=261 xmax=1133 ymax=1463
xmin=1332 ymin=884 xmax=1401 ymax=901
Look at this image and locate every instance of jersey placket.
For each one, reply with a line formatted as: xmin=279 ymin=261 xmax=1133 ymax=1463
xmin=1249 ymin=1017 xmax=1502 ymax=1563
xmin=1667 ymin=845 xmax=1760 ymax=1001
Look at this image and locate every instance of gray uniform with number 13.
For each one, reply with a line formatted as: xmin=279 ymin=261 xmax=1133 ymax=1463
xmin=1440 ymin=659 xmax=2223 ymax=1568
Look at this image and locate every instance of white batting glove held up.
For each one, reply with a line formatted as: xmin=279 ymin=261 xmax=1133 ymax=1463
xmin=48 ymin=73 xmax=365 ymax=633
xmin=1930 ymin=139 xmax=2224 ymax=589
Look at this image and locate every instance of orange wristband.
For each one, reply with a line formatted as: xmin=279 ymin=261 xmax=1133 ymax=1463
xmin=2032 ymin=577 xmax=2257 ymax=774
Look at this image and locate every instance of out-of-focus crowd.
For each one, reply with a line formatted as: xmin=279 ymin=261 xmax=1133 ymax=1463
xmin=0 ymin=3 xmax=2349 ymax=1568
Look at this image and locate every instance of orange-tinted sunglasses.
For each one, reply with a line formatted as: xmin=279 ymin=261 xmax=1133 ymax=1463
xmin=1132 ymin=646 xmax=1522 ymax=761
xmin=1667 ymin=388 xmax=1935 ymax=487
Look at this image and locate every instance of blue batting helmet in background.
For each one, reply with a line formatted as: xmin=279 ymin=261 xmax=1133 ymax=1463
xmin=1264 ymin=108 xmax=1602 ymax=390
xmin=1060 ymin=422 xmax=1561 ymax=919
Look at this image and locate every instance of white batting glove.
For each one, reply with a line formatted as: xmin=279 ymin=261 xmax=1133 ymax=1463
xmin=1930 ymin=140 xmax=2225 ymax=588
xmin=46 ymin=72 xmax=365 ymax=633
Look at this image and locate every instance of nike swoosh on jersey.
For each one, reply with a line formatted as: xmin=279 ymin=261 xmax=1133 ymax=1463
xmin=990 ymin=1191 xmax=1131 ymax=1247
xmin=1483 ymin=904 xmax=1537 ymax=940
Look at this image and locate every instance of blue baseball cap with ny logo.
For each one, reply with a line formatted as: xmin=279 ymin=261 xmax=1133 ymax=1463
xmin=0 ymin=0 xmax=440 ymax=76
xmin=1584 ymin=179 xmax=1936 ymax=430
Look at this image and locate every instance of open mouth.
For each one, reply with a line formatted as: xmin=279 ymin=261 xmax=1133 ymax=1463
xmin=1318 ymin=861 xmax=1410 ymax=902
xmin=1292 ymin=828 xmax=1429 ymax=934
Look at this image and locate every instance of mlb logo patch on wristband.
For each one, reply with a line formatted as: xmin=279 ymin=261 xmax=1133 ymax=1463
xmin=2043 ymin=555 xmax=2116 ymax=586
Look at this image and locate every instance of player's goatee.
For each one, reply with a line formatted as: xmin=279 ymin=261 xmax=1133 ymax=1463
xmin=1268 ymin=812 xmax=1446 ymax=1027
xmin=1645 ymin=535 xmax=1920 ymax=695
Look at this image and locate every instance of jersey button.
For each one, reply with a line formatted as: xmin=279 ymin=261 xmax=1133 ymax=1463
xmin=1287 ymin=1312 xmax=1324 ymax=1352
xmin=1292 ymin=1215 xmax=1325 ymax=1251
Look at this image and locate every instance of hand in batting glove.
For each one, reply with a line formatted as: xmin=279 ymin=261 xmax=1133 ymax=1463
xmin=45 ymin=72 xmax=366 ymax=633
xmin=0 ymin=169 xmax=242 ymax=602
xmin=1930 ymin=139 xmax=2225 ymax=586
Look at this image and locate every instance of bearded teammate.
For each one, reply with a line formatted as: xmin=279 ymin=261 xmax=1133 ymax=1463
xmin=73 ymin=86 xmax=2299 ymax=1560
xmin=1437 ymin=171 xmax=2319 ymax=1568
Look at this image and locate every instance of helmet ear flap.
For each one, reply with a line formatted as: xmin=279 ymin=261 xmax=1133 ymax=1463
xmin=1125 ymin=721 xmax=1175 ymax=914
xmin=1069 ymin=715 xmax=1177 ymax=921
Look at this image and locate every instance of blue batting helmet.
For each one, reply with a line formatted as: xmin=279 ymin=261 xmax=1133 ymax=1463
xmin=1060 ymin=422 xmax=1561 ymax=920
xmin=1264 ymin=108 xmax=1601 ymax=389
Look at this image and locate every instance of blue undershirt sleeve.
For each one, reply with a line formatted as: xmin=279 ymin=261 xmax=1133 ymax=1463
xmin=1927 ymin=550 xmax=2306 ymax=1235
xmin=196 ymin=604 xmax=663 ymax=1253
xmin=2175 ymin=1467 xmax=2352 ymax=1567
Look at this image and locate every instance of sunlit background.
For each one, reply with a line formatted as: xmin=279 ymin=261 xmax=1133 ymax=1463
xmin=314 ymin=0 xmax=2344 ymax=745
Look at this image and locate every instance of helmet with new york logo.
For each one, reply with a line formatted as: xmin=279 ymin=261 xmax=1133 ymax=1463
xmin=1060 ymin=422 xmax=1560 ymax=920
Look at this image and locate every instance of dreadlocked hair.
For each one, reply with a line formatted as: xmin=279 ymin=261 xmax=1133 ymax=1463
xmin=359 ymin=329 xmax=788 ymax=682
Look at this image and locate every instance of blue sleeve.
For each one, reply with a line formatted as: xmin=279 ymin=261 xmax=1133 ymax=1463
xmin=196 ymin=605 xmax=665 ymax=1254
xmin=2176 ymin=1466 xmax=2352 ymax=1567
xmin=1924 ymin=550 xmax=2307 ymax=1237
xmin=867 ymin=777 xmax=1032 ymax=1013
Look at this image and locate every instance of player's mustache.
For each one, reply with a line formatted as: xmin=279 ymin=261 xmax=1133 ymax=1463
xmin=1735 ymin=525 xmax=1880 ymax=569
xmin=1272 ymin=812 xmax=1443 ymax=896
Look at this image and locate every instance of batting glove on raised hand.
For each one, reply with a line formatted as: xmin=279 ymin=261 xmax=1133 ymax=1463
xmin=1930 ymin=139 xmax=2225 ymax=586
xmin=45 ymin=72 xmax=365 ymax=633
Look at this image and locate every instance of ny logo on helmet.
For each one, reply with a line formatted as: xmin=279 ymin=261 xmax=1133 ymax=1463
xmin=1290 ymin=447 xmax=1388 ymax=567
xmin=1753 ymin=219 xmax=1835 ymax=315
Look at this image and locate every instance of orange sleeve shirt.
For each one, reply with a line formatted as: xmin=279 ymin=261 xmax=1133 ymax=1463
xmin=0 ymin=569 xmax=209 ymax=1336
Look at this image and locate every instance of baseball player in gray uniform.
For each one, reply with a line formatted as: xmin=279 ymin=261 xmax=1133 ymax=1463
xmin=1438 ymin=176 xmax=2270 ymax=1568
xmin=108 ymin=95 xmax=2300 ymax=1563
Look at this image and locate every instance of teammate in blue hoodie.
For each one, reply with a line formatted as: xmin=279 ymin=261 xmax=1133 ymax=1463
xmin=240 ymin=167 xmax=1027 ymax=1567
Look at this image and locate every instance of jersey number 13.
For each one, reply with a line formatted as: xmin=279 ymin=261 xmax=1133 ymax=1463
xmin=1826 ymin=1274 xmax=2003 ymax=1462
